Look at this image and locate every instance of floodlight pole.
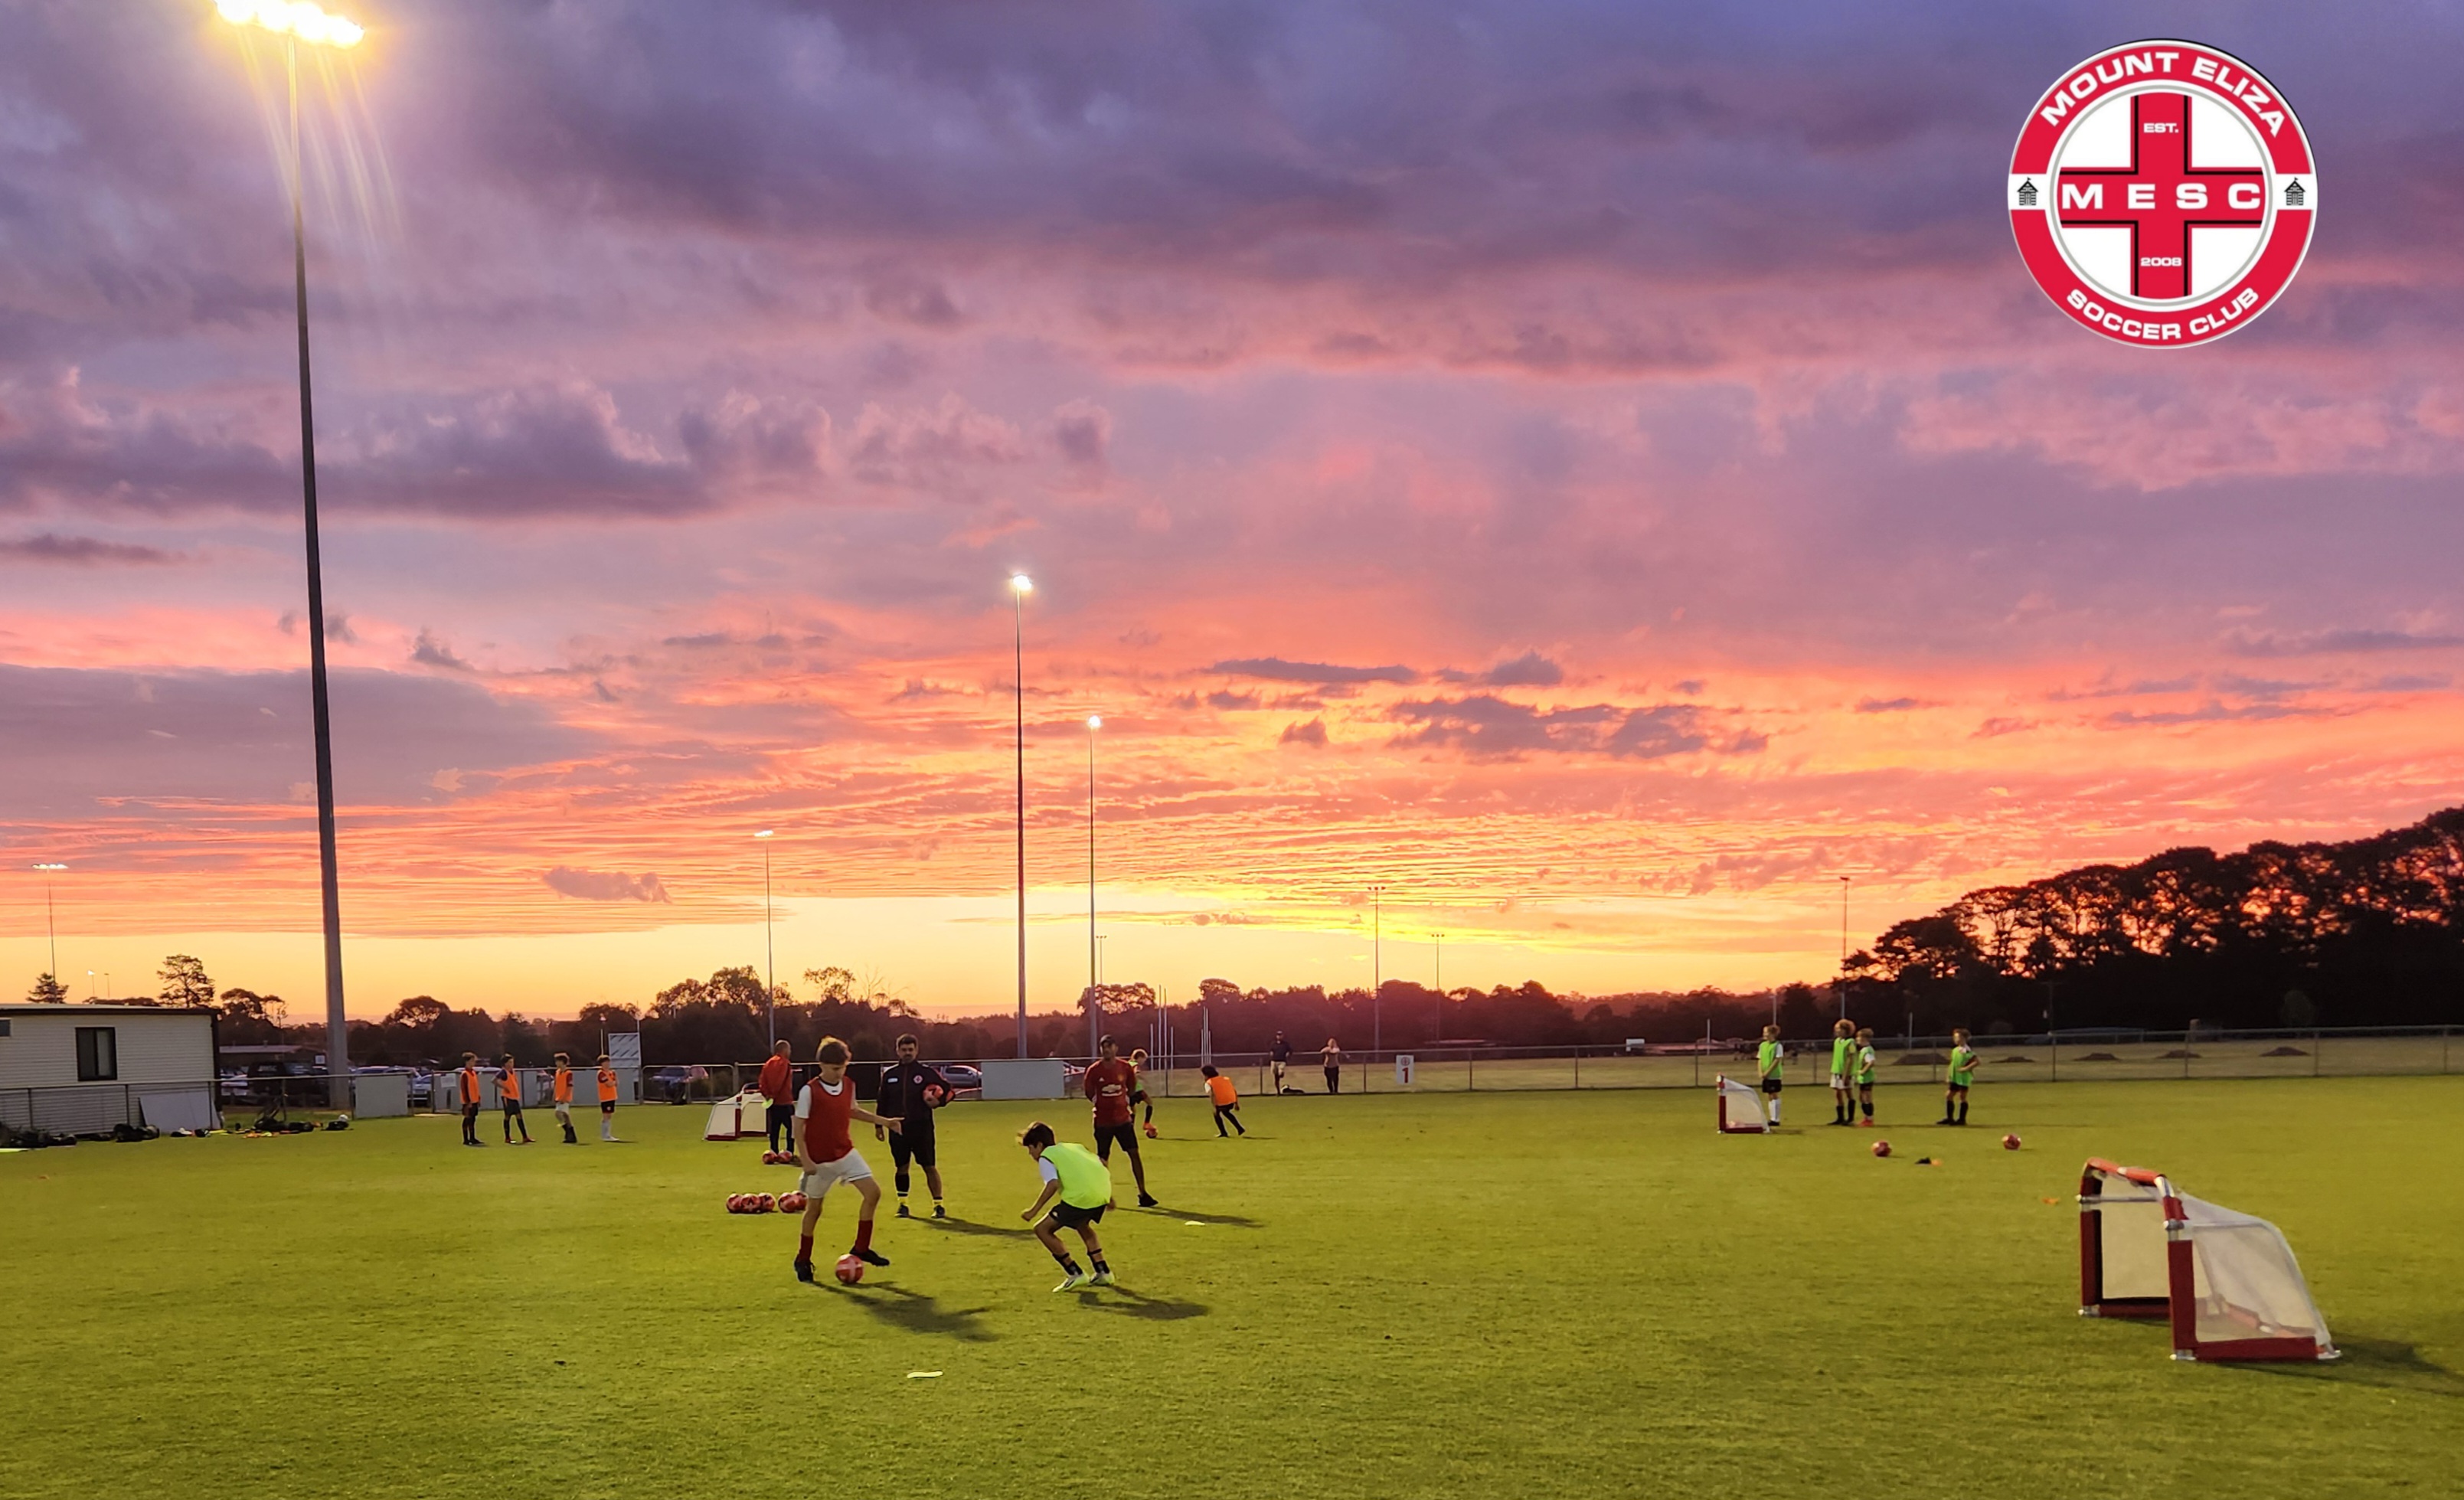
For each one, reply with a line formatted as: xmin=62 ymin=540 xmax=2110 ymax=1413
xmin=1087 ymin=716 xmax=1100 ymax=1060
xmin=1012 ymin=580 xmax=1029 ymax=1058
xmin=286 ymin=38 xmax=351 ymax=1109
xmin=1369 ymin=884 xmax=1385 ymax=1056
xmin=1838 ymin=874 xmax=1851 ymax=1020
xmin=757 ymin=831 xmax=775 ymax=1047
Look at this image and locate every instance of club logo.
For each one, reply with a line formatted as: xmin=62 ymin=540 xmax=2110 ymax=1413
xmin=2009 ymin=41 xmax=2315 ymax=348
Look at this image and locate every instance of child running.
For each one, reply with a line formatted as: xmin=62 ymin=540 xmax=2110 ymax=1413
xmin=1855 ymin=1027 xmax=1877 ymax=1126
xmin=792 ymin=1037 xmax=902 ymax=1284
xmin=1756 ymin=1024 xmax=1785 ymax=1127
xmin=1942 ymin=1028 xmax=1978 ymax=1126
xmin=1202 ymin=1064 xmax=1245 ymax=1137
xmin=1129 ymin=1047 xmax=1156 ymax=1133
xmin=1018 ymin=1119 xmax=1116 ymax=1290
xmin=1828 ymin=1019 xmax=1856 ymax=1126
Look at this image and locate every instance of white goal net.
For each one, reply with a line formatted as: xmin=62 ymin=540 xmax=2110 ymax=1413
xmin=1714 ymin=1074 xmax=1768 ymax=1133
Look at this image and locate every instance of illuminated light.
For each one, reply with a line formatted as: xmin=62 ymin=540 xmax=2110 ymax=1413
xmin=1009 ymin=573 xmax=1033 ymax=594
xmin=1087 ymin=715 xmax=1103 ymax=730
xmin=754 ymin=829 xmax=774 ymax=838
xmin=216 ymin=0 xmax=365 ymax=49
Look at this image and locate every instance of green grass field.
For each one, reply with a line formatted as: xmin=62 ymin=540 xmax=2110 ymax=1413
xmin=4 ymin=1077 xmax=2459 ymax=1498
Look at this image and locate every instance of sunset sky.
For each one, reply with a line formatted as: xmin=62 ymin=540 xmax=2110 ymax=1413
xmin=6 ymin=2 xmax=2464 ymax=1020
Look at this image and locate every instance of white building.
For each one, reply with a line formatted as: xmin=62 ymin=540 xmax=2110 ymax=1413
xmin=0 ymin=1004 xmax=218 ymax=1136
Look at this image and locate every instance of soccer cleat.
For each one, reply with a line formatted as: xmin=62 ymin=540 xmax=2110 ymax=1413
xmin=932 ymin=1203 xmax=947 ymax=1219
xmin=1137 ymin=1193 xmax=1159 ymax=1208
xmin=852 ymin=1248 xmax=891 ymax=1267
xmin=896 ymin=1202 xmax=911 ymax=1218
xmin=793 ymin=1260 xmax=815 ymax=1284
xmin=1090 ymin=1269 xmax=1115 ymax=1286
xmin=1053 ymin=1271 xmax=1090 ymax=1292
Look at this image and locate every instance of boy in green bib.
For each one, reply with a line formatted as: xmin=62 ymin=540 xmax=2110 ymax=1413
xmin=1828 ymin=1018 xmax=1857 ymax=1126
xmin=1854 ymin=1027 xmax=1877 ymax=1126
xmin=1019 ymin=1120 xmax=1118 ymax=1290
xmin=1942 ymin=1028 xmax=1977 ymax=1125
xmin=1756 ymin=1024 xmax=1785 ymax=1126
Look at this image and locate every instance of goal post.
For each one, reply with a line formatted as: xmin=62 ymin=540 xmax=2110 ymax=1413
xmin=2076 ymin=1158 xmax=2337 ymax=1362
xmin=1714 ymin=1074 xmax=1769 ymax=1134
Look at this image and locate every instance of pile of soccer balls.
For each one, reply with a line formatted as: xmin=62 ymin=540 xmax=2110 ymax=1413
xmin=760 ymin=1149 xmax=797 ymax=1165
xmin=725 ymin=1192 xmax=780 ymax=1214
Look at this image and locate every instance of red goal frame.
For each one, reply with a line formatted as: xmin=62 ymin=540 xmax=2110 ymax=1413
xmin=2077 ymin=1158 xmax=2335 ymax=1363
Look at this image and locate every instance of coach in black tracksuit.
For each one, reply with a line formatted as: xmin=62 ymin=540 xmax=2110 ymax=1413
xmin=874 ymin=1033 xmax=949 ymax=1218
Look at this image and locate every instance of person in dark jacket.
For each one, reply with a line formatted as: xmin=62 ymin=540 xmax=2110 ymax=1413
xmin=874 ymin=1034 xmax=951 ymax=1217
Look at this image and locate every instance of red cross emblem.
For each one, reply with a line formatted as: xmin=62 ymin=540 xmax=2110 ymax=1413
xmin=2010 ymin=41 xmax=2315 ymax=348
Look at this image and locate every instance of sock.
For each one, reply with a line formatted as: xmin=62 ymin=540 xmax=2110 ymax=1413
xmin=895 ymin=1168 xmax=910 ymax=1196
xmin=796 ymin=1234 xmax=814 ymax=1263
xmin=1958 ymin=1100 xmax=1969 ymax=1123
xmin=1054 ymin=1253 xmax=1083 ymax=1274
xmin=1090 ymin=1253 xmax=1110 ymax=1274
xmin=1770 ymin=1099 xmax=1780 ymax=1124
xmin=852 ymin=1218 xmax=874 ymax=1254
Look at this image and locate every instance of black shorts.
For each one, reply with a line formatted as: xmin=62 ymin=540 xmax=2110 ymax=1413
xmin=1094 ymin=1122 xmax=1139 ymax=1158
xmin=1760 ymin=1077 xmax=1783 ymax=1096
xmin=600 ymin=1100 xmax=616 ymax=1114
xmin=462 ymin=1102 xmax=479 ymax=1119
xmin=502 ymin=1100 xmax=524 ymax=1115
xmin=1050 ymin=1200 xmax=1108 ymax=1230
xmin=890 ymin=1126 xmax=937 ymax=1170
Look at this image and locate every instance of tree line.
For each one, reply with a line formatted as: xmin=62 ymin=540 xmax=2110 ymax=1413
xmin=28 ymin=806 xmax=2464 ymax=1061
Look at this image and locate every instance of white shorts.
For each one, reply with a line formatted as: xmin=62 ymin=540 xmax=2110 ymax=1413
xmin=553 ymin=1100 xmax=572 ymax=1117
xmin=799 ymin=1150 xmax=873 ymax=1198
xmin=1829 ymin=1073 xmax=1850 ymax=1090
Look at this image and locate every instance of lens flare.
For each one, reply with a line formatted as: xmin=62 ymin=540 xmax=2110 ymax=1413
xmin=216 ymin=0 xmax=364 ymax=49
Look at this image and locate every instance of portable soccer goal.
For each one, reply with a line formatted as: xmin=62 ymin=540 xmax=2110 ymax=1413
xmin=1714 ymin=1074 xmax=1769 ymax=1133
xmin=2077 ymin=1158 xmax=2337 ymax=1362
xmin=703 ymin=1090 xmax=769 ymax=1142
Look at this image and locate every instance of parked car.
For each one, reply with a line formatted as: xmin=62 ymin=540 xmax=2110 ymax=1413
xmin=933 ymin=1063 xmax=983 ymax=1100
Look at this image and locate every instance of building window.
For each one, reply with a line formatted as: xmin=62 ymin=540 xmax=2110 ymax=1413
xmin=76 ymin=1026 xmax=118 ymax=1082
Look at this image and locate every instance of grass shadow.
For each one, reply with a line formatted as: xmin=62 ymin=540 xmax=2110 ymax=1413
xmin=1076 ymin=1286 xmax=1208 ymax=1322
xmin=1142 ymin=1206 xmax=1263 ymax=1228
xmin=2236 ymin=1335 xmax=2464 ymax=1397
xmin=838 ymin=1283 xmax=1000 ymax=1342
xmin=920 ymin=1214 xmax=1024 ymax=1239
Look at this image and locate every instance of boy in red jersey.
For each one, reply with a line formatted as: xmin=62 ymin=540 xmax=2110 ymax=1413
xmin=1084 ymin=1034 xmax=1158 ymax=1208
xmin=792 ymin=1036 xmax=903 ymax=1284
xmin=757 ymin=1039 xmax=795 ymax=1155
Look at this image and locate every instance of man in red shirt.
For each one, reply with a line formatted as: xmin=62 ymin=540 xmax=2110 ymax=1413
xmin=757 ymin=1039 xmax=794 ymax=1155
xmin=792 ymin=1036 xmax=903 ymax=1284
xmin=1084 ymin=1034 xmax=1158 ymax=1208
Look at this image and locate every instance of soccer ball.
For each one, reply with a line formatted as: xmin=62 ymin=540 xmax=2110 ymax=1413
xmin=1143 ymin=1123 xmax=1158 ymax=1139
xmin=2002 ymin=1133 xmax=2022 ymax=1151
xmin=760 ymin=1150 xmax=779 ymax=1165
xmin=834 ymin=1253 xmax=864 ymax=1286
xmin=725 ymin=1194 xmax=746 ymax=1213
xmin=1871 ymin=1140 xmax=1892 ymax=1158
xmin=779 ymin=1191 xmax=808 ymax=1213
xmin=757 ymin=1193 xmax=776 ymax=1212
xmin=923 ymin=1085 xmax=946 ymax=1107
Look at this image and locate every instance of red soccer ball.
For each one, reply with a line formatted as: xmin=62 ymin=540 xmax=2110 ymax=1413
xmin=757 ymin=1193 xmax=776 ymax=1212
xmin=779 ymin=1191 xmax=807 ymax=1213
xmin=922 ymin=1085 xmax=946 ymax=1107
xmin=760 ymin=1150 xmax=777 ymax=1165
xmin=1143 ymin=1123 xmax=1158 ymax=1139
xmin=834 ymin=1253 xmax=864 ymax=1286
xmin=2002 ymin=1133 xmax=2022 ymax=1151
xmin=724 ymin=1194 xmax=745 ymax=1213
xmin=1871 ymin=1140 xmax=1892 ymax=1158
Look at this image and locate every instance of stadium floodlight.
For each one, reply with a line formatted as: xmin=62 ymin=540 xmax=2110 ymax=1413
xmin=215 ymin=0 xmax=364 ymax=48
xmin=212 ymin=0 xmax=364 ymax=1109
